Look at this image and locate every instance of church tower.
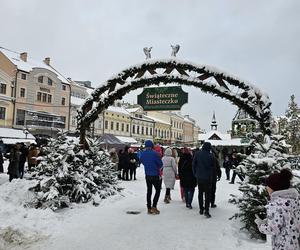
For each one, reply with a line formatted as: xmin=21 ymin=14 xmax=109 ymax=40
xmin=211 ymin=111 xmax=218 ymax=130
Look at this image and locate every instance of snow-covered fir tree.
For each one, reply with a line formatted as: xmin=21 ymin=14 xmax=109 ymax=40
xmin=285 ymin=95 xmax=300 ymax=153
xmin=28 ymin=132 xmax=120 ymax=210
xmin=229 ymin=133 xmax=300 ymax=240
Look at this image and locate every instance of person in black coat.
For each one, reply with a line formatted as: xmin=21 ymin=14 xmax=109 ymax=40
xmin=119 ymin=146 xmax=130 ymax=181
xmin=192 ymin=142 xmax=214 ymax=218
xmin=223 ymin=155 xmax=232 ymax=180
xmin=18 ymin=143 xmax=28 ymax=179
xmin=128 ymin=148 xmax=138 ymax=180
xmin=178 ymin=147 xmax=197 ymax=209
xmin=211 ymin=149 xmax=222 ymax=208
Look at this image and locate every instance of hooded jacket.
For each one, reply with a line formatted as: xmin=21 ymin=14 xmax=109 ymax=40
xmin=192 ymin=142 xmax=214 ymax=182
xmin=258 ymin=188 xmax=300 ymax=250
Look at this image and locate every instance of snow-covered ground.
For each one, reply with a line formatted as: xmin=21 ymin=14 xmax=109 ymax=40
xmin=0 ymin=161 xmax=271 ymax=250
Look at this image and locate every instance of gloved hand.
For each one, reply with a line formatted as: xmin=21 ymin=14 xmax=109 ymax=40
xmin=254 ymin=214 xmax=266 ymax=226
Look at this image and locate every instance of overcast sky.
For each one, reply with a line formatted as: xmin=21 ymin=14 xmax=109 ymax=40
xmin=1 ymin=0 xmax=300 ymax=132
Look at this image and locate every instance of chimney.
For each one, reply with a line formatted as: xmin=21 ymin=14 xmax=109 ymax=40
xmin=20 ymin=52 xmax=27 ymax=62
xmin=44 ymin=57 xmax=50 ymax=65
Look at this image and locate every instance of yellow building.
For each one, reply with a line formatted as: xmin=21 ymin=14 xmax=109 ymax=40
xmin=183 ymin=115 xmax=195 ymax=146
xmin=146 ymin=111 xmax=171 ymax=145
xmin=0 ymin=51 xmax=14 ymax=127
xmin=0 ymin=47 xmax=71 ymax=138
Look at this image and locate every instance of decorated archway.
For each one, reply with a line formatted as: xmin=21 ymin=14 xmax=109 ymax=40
xmin=78 ymin=59 xmax=272 ymax=144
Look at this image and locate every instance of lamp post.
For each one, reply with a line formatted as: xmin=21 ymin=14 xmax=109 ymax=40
xmin=23 ymin=128 xmax=29 ymax=139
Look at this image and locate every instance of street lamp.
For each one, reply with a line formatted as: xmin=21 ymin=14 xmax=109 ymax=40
xmin=23 ymin=128 xmax=29 ymax=139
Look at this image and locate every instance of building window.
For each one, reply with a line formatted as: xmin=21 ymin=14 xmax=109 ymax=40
xmin=48 ymin=95 xmax=52 ymax=103
xmin=0 ymin=107 xmax=5 ymax=120
xmin=0 ymin=83 xmax=6 ymax=94
xmin=141 ymin=126 xmax=144 ymax=135
xmin=116 ymin=122 xmax=119 ymax=131
xmin=146 ymin=127 xmax=148 ymax=135
xmin=61 ymin=97 xmax=66 ymax=105
xmin=121 ymin=123 xmax=124 ymax=131
xmin=126 ymin=124 xmax=129 ymax=132
xmin=48 ymin=78 xmax=52 ymax=86
xmin=105 ymin=120 xmax=108 ymax=129
xmin=137 ymin=126 xmax=140 ymax=134
xmin=37 ymin=92 xmax=41 ymax=101
xmin=20 ymin=88 xmax=25 ymax=97
xmin=110 ymin=121 xmax=114 ymax=130
xmin=150 ymin=128 xmax=152 ymax=136
xmin=21 ymin=73 xmax=26 ymax=80
xmin=132 ymin=125 xmax=135 ymax=134
xmin=62 ymin=84 xmax=66 ymax=91
xmin=42 ymin=93 xmax=47 ymax=102
xmin=38 ymin=76 xmax=43 ymax=83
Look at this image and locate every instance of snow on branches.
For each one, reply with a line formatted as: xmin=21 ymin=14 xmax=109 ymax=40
xmin=28 ymin=133 xmax=120 ymax=211
xmin=229 ymin=133 xmax=299 ymax=240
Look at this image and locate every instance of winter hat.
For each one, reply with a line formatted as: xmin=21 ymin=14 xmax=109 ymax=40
xmin=266 ymin=169 xmax=293 ymax=191
xmin=144 ymin=140 xmax=154 ymax=148
xmin=202 ymin=142 xmax=212 ymax=151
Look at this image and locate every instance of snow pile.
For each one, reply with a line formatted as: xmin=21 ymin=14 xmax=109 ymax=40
xmin=28 ymin=133 xmax=121 ymax=211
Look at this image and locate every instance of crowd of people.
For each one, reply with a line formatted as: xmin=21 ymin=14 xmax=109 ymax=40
xmin=0 ymin=142 xmax=40 ymax=182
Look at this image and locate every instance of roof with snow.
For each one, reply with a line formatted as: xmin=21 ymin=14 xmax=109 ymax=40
xmin=106 ymin=106 xmax=131 ymax=116
xmin=126 ymin=107 xmax=141 ymax=113
xmin=0 ymin=127 xmax=36 ymax=144
xmin=0 ymin=47 xmax=69 ymax=84
xmin=198 ymin=130 xmax=231 ymax=141
xmin=145 ymin=115 xmax=171 ymax=125
xmin=115 ymin=136 xmax=137 ymax=144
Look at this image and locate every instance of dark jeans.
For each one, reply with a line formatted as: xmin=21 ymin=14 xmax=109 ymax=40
xmin=231 ymin=171 xmax=244 ymax=183
xmin=146 ymin=175 xmax=162 ymax=209
xmin=19 ymin=162 xmax=25 ymax=179
xmin=0 ymin=163 xmax=3 ymax=173
xmin=130 ymin=166 xmax=137 ymax=180
xmin=122 ymin=168 xmax=129 ymax=180
xmin=211 ymin=181 xmax=216 ymax=206
xmin=184 ymin=187 xmax=195 ymax=206
xmin=165 ymin=188 xmax=170 ymax=196
xmin=197 ymin=180 xmax=211 ymax=213
xmin=225 ymin=168 xmax=231 ymax=180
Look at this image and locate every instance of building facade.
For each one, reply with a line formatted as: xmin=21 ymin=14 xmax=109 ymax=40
xmin=0 ymin=47 xmax=71 ymax=138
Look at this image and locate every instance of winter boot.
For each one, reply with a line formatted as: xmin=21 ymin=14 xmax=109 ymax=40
xmin=151 ymin=207 xmax=160 ymax=215
xmin=204 ymin=211 xmax=211 ymax=218
xmin=168 ymin=194 xmax=172 ymax=201
xmin=164 ymin=195 xmax=170 ymax=204
xmin=147 ymin=208 xmax=153 ymax=214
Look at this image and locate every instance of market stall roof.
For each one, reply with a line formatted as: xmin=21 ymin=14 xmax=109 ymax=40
xmin=97 ymin=134 xmax=125 ymax=145
xmin=0 ymin=127 xmax=36 ymax=144
xmin=115 ymin=136 xmax=137 ymax=144
xmin=205 ymin=138 xmax=249 ymax=146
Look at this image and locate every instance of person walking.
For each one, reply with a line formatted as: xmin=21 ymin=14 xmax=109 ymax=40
xmin=8 ymin=144 xmax=21 ymax=182
xmin=255 ymin=169 xmax=300 ymax=249
xmin=162 ymin=148 xmax=178 ymax=204
xmin=140 ymin=140 xmax=163 ymax=215
xmin=18 ymin=143 xmax=28 ymax=179
xmin=223 ymin=155 xmax=232 ymax=180
xmin=109 ymin=147 xmax=119 ymax=174
xmin=229 ymin=151 xmax=244 ymax=184
xmin=192 ymin=142 xmax=214 ymax=218
xmin=211 ymin=149 xmax=222 ymax=208
xmin=128 ymin=148 xmax=138 ymax=180
xmin=178 ymin=147 xmax=197 ymax=209
xmin=120 ymin=146 xmax=130 ymax=181
xmin=27 ymin=144 xmax=39 ymax=171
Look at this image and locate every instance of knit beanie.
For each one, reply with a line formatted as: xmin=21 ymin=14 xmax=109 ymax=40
xmin=266 ymin=169 xmax=293 ymax=191
xmin=144 ymin=140 xmax=154 ymax=148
